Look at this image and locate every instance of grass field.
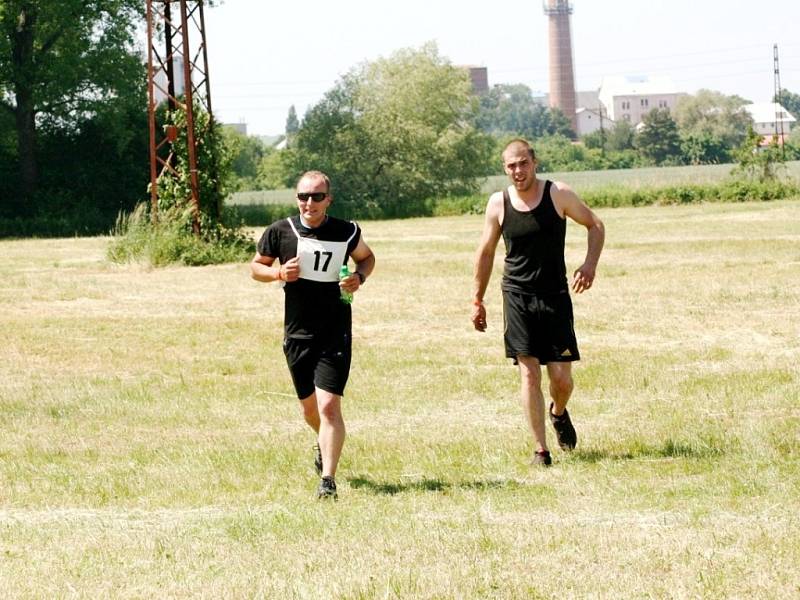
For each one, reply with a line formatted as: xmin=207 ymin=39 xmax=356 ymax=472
xmin=229 ymin=160 xmax=800 ymax=206
xmin=484 ymin=160 xmax=800 ymax=195
xmin=1 ymin=200 xmax=799 ymax=598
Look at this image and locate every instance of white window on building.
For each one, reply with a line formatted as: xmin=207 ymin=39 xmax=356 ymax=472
xmin=640 ymin=98 xmax=649 ymax=108
xmin=623 ymin=114 xmax=630 ymax=121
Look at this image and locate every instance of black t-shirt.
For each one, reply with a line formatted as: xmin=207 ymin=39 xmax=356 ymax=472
xmin=501 ymin=181 xmax=568 ymax=295
xmin=257 ymin=215 xmax=361 ymax=339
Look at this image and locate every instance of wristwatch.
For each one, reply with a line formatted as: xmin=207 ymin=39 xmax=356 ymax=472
xmin=355 ymin=271 xmax=366 ymax=284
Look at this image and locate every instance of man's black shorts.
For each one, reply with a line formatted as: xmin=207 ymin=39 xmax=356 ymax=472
xmin=283 ymin=333 xmax=351 ymax=399
xmin=502 ymin=290 xmax=580 ymax=364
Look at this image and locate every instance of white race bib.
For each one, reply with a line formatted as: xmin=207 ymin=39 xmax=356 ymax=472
xmin=286 ymin=217 xmax=358 ymax=283
xmin=296 ymin=237 xmax=348 ymax=282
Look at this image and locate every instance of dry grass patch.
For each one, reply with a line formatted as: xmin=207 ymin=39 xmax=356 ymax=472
xmin=0 ymin=201 xmax=799 ymax=598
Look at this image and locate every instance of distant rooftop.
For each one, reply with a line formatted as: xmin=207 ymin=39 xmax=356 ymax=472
xmin=600 ymin=75 xmax=679 ymax=97
xmin=258 ymin=134 xmax=285 ymax=147
xmin=743 ymin=102 xmax=796 ymax=124
xmin=533 ymin=90 xmax=600 ymax=109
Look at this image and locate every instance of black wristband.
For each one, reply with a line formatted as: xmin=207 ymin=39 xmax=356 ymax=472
xmin=356 ymin=271 xmax=366 ymax=284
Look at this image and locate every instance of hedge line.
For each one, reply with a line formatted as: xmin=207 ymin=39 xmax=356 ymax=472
xmin=581 ymin=179 xmax=800 ymax=208
xmin=6 ymin=178 xmax=796 ymax=237
xmin=226 ymin=179 xmax=800 ymax=227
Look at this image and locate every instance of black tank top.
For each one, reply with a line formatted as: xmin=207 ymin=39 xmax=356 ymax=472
xmin=256 ymin=215 xmax=360 ymax=339
xmin=501 ymin=180 xmax=568 ymax=295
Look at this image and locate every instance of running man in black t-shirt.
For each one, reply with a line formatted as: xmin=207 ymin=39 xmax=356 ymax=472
xmin=471 ymin=139 xmax=604 ymax=466
xmin=251 ymin=171 xmax=375 ymax=499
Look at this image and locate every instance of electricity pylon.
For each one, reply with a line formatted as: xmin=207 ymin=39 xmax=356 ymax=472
xmin=145 ymin=0 xmax=214 ymax=234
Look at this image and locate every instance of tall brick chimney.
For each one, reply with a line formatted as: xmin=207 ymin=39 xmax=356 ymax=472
xmin=543 ymin=0 xmax=577 ymax=135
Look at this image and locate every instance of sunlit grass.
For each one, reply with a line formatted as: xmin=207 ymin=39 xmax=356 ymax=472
xmin=228 ymin=161 xmax=800 ymax=206
xmin=0 ymin=200 xmax=798 ymax=597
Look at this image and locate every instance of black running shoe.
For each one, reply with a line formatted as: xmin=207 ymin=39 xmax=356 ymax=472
xmin=317 ymin=476 xmax=337 ymax=500
xmin=549 ymin=403 xmax=577 ymax=451
xmin=313 ymin=443 xmax=323 ymax=475
xmin=532 ymin=449 xmax=552 ymax=466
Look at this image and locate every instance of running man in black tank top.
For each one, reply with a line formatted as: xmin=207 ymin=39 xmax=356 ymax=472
xmin=251 ymin=171 xmax=376 ymax=499
xmin=471 ymin=139 xmax=605 ymax=466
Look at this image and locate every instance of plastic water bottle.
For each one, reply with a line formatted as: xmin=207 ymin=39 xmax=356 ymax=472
xmin=339 ymin=265 xmax=353 ymax=304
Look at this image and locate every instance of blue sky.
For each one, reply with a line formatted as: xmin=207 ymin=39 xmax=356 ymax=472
xmin=203 ymin=0 xmax=800 ymax=135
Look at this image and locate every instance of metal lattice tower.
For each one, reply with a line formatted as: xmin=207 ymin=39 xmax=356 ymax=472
xmin=773 ymin=43 xmax=785 ymax=153
xmin=146 ymin=0 xmax=214 ymax=233
xmin=543 ymin=0 xmax=577 ymax=135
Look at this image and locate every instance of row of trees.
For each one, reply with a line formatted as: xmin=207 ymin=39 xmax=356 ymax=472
xmin=0 ymin=0 xmax=148 ymax=235
xmin=2 ymin=0 xmax=798 ymax=234
xmin=223 ymin=77 xmax=581 ymax=196
xmin=284 ymin=44 xmax=495 ymax=217
xmin=226 ymin=43 xmax=499 ymax=218
xmin=227 ymin=76 xmax=800 ymax=199
xmin=593 ymin=89 xmax=800 ymax=167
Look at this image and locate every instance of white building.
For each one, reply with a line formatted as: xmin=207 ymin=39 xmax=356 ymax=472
xmin=534 ymin=90 xmax=612 ymax=137
xmin=153 ymin=54 xmax=187 ymax=105
xmin=576 ymin=107 xmax=614 ymax=137
xmin=742 ymin=102 xmax=796 ymax=144
xmin=598 ymin=75 xmax=685 ymax=125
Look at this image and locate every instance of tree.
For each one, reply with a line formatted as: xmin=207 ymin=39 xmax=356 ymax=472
xmin=477 ymin=84 xmax=574 ymax=139
xmin=635 ymin=108 xmax=682 ymax=165
xmin=785 ymin=135 xmax=800 ymax=160
xmin=732 ymin=126 xmax=786 ymax=182
xmin=582 ymin=119 xmax=637 ymax=166
xmin=534 ymin=134 xmax=600 ymax=172
xmin=289 ymin=43 xmax=494 ymax=218
xmin=673 ymin=90 xmax=752 ymax=152
xmin=0 ymin=0 xmax=142 ymax=212
xmin=581 ymin=129 xmax=604 ymax=150
xmin=285 ymin=105 xmax=300 ymax=137
xmin=775 ymin=89 xmax=800 ymax=127
xmin=680 ymin=132 xmax=730 ymax=165
xmin=605 ymin=120 xmax=636 ymax=152
xmin=791 ymin=124 xmax=800 ymax=143
xmin=257 ymin=150 xmax=292 ymax=190
xmin=223 ymin=128 xmax=266 ymax=189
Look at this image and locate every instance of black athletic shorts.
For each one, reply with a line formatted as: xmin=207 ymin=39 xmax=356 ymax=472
xmin=283 ymin=333 xmax=352 ymax=399
xmin=502 ymin=290 xmax=580 ymax=364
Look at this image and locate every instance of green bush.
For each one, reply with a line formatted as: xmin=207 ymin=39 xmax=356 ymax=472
xmin=108 ymin=102 xmax=256 ymax=266
xmin=580 ymin=179 xmax=800 ymax=208
xmin=223 ymin=203 xmax=298 ymax=227
xmin=225 ymin=166 xmax=800 ymax=227
xmin=430 ymin=194 xmax=486 ymax=216
xmin=108 ymin=204 xmax=253 ymax=267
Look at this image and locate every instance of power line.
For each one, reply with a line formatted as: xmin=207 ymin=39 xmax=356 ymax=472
xmin=774 ymin=44 xmax=785 ymax=157
xmin=208 ymin=43 xmax=799 ymax=91
xmin=208 ymin=41 xmax=800 ymax=132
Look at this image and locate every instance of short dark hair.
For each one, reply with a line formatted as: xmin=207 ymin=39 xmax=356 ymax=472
xmin=297 ymin=170 xmax=331 ymax=194
xmin=502 ymin=139 xmax=536 ymax=161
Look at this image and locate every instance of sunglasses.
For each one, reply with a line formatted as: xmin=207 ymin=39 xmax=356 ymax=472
xmin=296 ymin=192 xmax=328 ymax=202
